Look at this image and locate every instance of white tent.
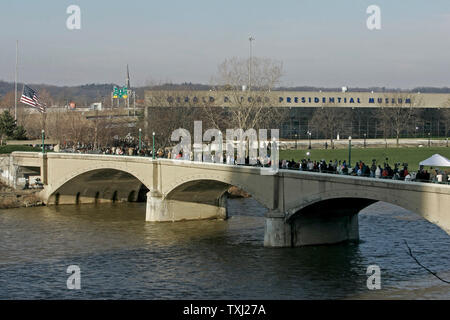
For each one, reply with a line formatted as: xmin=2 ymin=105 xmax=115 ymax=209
xmin=419 ymin=154 xmax=450 ymax=167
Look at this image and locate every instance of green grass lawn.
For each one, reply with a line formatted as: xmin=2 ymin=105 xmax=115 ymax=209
xmin=280 ymin=147 xmax=450 ymax=172
xmin=0 ymin=145 xmax=43 ymax=154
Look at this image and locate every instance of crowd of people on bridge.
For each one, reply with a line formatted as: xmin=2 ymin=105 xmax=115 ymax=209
xmin=60 ymin=143 xmax=165 ymax=158
xmin=60 ymin=143 xmax=449 ymax=185
xmin=167 ymin=150 xmax=449 ymax=184
xmin=278 ymin=158 xmax=449 ymax=184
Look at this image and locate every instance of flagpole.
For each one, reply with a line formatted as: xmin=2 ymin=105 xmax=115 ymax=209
xmin=15 ymin=40 xmax=18 ymax=121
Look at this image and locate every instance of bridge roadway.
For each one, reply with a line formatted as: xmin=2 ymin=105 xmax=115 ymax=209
xmin=6 ymin=152 xmax=450 ymax=247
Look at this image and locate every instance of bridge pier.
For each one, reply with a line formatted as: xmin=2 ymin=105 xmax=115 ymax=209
xmin=290 ymin=211 xmax=359 ymax=246
xmin=264 ymin=211 xmax=360 ymax=247
xmin=146 ymin=190 xmax=227 ymax=222
xmin=264 ymin=211 xmax=292 ymax=247
xmin=263 ymin=198 xmax=372 ymax=247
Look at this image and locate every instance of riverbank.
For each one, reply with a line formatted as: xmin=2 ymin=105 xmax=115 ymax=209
xmin=0 ymin=181 xmax=43 ymax=209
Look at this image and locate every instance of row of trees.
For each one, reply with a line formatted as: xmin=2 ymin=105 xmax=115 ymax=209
xmin=20 ymin=110 xmax=135 ymax=149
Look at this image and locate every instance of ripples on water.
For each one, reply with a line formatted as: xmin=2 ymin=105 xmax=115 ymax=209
xmin=0 ymin=199 xmax=449 ymax=299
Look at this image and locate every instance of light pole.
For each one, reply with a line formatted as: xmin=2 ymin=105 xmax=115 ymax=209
xmin=41 ymin=129 xmax=45 ymax=154
xmin=152 ymin=132 xmax=155 ymax=159
xmin=248 ymin=36 xmax=255 ymax=91
xmin=364 ymin=133 xmax=367 ymax=148
xmin=307 ymin=131 xmax=312 ymax=149
xmin=138 ymin=128 xmax=142 ymax=155
xmin=428 ymin=132 xmax=431 ymax=147
xmin=15 ymin=40 xmax=18 ymax=121
xmin=295 ymin=133 xmax=298 ymax=150
xmin=348 ymin=136 xmax=352 ymax=169
xmin=133 ymin=91 xmax=136 ymax=116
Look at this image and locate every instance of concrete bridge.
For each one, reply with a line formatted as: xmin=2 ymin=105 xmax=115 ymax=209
xmin=5 ymin=152 xmax=450 ymax=247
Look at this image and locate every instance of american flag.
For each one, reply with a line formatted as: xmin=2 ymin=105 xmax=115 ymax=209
xmin=20 ymin=85 xmax=46 ymax=113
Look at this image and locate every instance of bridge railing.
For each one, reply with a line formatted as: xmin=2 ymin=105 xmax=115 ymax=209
xmin=12 ymin=151 xmax=449 ymax=186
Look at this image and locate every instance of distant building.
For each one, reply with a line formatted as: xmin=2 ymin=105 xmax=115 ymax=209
xmin=143 ymin=90 xmax=450 ymax=140
xmin=90 ymin=102 xmax=102 ymax=111
xmin=144 ymin=90 xmax=450 ymax=109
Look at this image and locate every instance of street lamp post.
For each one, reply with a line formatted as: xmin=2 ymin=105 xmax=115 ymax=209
xmin=364 ymin=133 xmax=367 ymax=148
xmin=41 ymin=130 xmax=45 ymax=154
xmin=428 ymin=132 xmax=431 ymax=147
xmin=348 ymin=136 xmax=352 ymax=169
xmin=308 ymin=131 xmax=312 ymax=149
xmin=248 ymin=36 xmax=255 ymax=91
xmin=138 ymin=128 xmax=142 ymax=155
xmin=152 ymin=132 xmax=155 ymax=159
xmin=15 ymin=40 xmax=18 ymax=121
xmin=295 ymin=133 xmax=298 ymax=150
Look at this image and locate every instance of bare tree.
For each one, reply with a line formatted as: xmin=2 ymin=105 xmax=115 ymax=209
xmin=443 ymin=106 xmax=450 ymax=140
xmin=0 ymin=91 xmax=16 ymax=113
xmin=379 ymin=94 xmax=421 ymax=147
xmin=204 ymin=57 xmax=286 ymax=131
xmin=141 ymin=90 xmax=205 ymax=150
xmin=310 ymin=106 xmax=351 ymax=148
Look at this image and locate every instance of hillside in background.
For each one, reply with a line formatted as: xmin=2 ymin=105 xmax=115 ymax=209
xmin=0 ymin=81 xmax=118 ymax=106
xmin=0 ymin=81 xmax=214 ymax=106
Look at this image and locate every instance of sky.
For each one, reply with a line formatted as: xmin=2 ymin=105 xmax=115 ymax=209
xmin=1 ymin=0 xmax=450 ymax=88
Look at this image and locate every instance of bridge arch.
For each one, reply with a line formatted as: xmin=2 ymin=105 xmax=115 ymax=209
xmin=276 ymin=184 xmax=450 ymax=246
xmin=163 ymin=175 xmax=273 ymax=209
xmin=45 ymin=166 xmax=150 ymax=205
xmin=285 ymin=188 xmax=416 ymax=222
xmin=144 ymin=174 xmax=274 ymax=223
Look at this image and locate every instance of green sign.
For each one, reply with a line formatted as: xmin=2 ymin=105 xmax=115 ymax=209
xmin=113 ymin=86 xmax=128 ymax=99
xmin=113 ymin=87 xmax=119 ymax=99
xmin=122 ymin=87 xmax=128 ymax=99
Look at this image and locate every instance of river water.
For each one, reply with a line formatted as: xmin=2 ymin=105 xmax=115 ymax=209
xmin=0 ymin=199 xmax=449 ymax=299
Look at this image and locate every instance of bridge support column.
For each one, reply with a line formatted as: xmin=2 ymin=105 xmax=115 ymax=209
xmin=264 ymin=211 xmax=292 ymax=247
xmin=39 ymin=153 xmax=48 ymax=185
xmin=146 ymin=190 xmax=228 ymax=222
xmin=290 ymin=212 xmax=359 ymax=246
xmin=146 ymin=190 xmax=168 ymax=221
xmin=264 ymin=209 xmax=361 ymax=247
